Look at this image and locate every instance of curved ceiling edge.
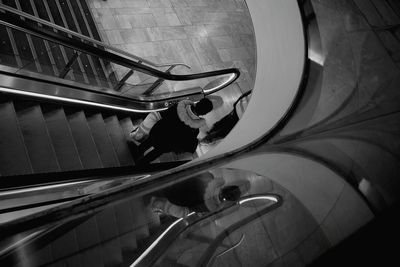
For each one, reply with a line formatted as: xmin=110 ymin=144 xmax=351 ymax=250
xmin=201 ymin=0 xmax=306 ymax=159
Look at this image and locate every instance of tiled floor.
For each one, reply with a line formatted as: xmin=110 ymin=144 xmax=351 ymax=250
xmin=88 ymin=0 xmax=255 ymax=89
xmin=87 ymin=0 xmax=256 ymax=155
xmin=87 ymin=0 xmax=256 ymax=87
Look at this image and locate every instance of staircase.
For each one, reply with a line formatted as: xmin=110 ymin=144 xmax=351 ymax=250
xmin=0 ymin=0 xmax=195 ymax=178
xmin=153 ymin=220 xmax=220 ymax=267
xmin=14 ymin=197 xmax=164 ymax=267
xmin=0 ymin=94 xmax=139 ymax=176
xmin=0 ymin=0 xmax=117 ymax=88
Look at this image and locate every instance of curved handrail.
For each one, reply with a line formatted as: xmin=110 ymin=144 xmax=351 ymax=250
xmin=0 ymin=4 xmax=189 ymax=70
xmin=132 ymin=193 xmax=282 ymax=267
xmin=198 ymin=194 xmax=283 ymax=267
xmin=0 ymin=5 xmax=240 ymax=95
xmin=233 ymin=89 xmax=252 ymax=108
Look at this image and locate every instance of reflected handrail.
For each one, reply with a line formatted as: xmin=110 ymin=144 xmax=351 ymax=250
xmin=0 ymin=5 xmax=240 ymax=97
xmin=213 ymin=234 xmax=245 ymax=259
xmin=132 ymin=193 xmax=283 ymax=267
xmin=197 ymin=194 xmax=283 ymax=267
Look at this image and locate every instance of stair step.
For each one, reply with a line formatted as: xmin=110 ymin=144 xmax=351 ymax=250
xmin=120 ymin=232 xmax=139 ymax=266
xmin=17 ymin=244 xmax=53 ymax=267
xmin=114 ymin=200 xmax=136 ymax=234
xmin=0 ymin=25 xmax=18 ymax=67
xmin=64 ymin=253 xmax=85 ymax=267
xmin=33 ymin=245 xmax=54 ymax=267
xmin=120 ymin=231 xmax=138 ymax=254
xmin=80 ymin=246 xmax=104 ymax=267
xmin=130 ymin=199 xmax=150 ymax=240
xmin=86 ymin=113 xmax=119 ymax=168
xmin=104 ymin=116 xmax=134 ymax=166
xmin=14 ymin=101 xmax=60 ymax=173
xmin=51 ymin=229 xmax=79 ymax=260
xmin=119 ymin=117 xmax=137 ymax=140
xmin=75 ymin=216 xmax=101 ymax=250
xmin=95 ymin=206 xmax=119 ymax=241
xmin=101 ymin=238 xmax=123 ymax=267
xmin=0 ymin=100 xmax=32 ymax=175
xmin=42 ymin=106 xmax=83 ymax=171
xmin=66 ymin=110 xmax=103 ymax=169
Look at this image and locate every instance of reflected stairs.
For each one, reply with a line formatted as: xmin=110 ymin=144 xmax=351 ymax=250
xmin=15 ymin=197 xmax=162 ymax=267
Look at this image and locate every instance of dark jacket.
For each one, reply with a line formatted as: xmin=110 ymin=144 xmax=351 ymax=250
xmin=149 ymin=100 xmax=207 ymax=153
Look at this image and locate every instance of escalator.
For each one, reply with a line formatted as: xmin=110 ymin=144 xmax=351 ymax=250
xmin=2 ymin=0 xmax=400 ymax=266
xmin=0 ymin=167 xmax=284 ymax=267
xmin=0 ymin=4 xmax=241 ymax=265
xmin=0 ymin=94 xmax=140 ymax=176
xmin=1 ymin=180 xmax=166 ymax=267
xmin=0 ymin=1 xmax=239 ymax=181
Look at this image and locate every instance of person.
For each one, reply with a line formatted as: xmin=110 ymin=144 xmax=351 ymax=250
xmin=130 ymin=98 xmax=213 ymax=164
xmin=199 ymin=90 xmax=252 ymax=146
xmin=148 ymin=171 xmax=244 ymax=218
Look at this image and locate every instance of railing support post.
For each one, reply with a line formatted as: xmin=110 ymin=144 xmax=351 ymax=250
xmin=114 ymin=69 xmax=134 ymax=91
xmin=59 ymin=51 xmax=79 ymax=78
xmin=143 ymin=65 xmax=175 ymax=96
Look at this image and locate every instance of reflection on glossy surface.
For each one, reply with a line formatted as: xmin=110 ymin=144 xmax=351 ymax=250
xmin=2 ymin=0 xmax=400 ymax=266
xmin=144 ymin=168 xmax=291 ymax=267
xmin=0 ymin=168 xmax=288 ymax=267
xmin=268 ymin=0 xmax=400 ymax=212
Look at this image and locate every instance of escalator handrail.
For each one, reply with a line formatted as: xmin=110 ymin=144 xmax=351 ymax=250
xmin=133 ymin=193 xmax=283 ymax=267
xmin=0 ymin=0 xmax=309 ymax=252
xmin=0 ymin=5 xmax=240 ymax=95
xmin=0 ymin=3 xmax=188 ymax=70
xmin=233 ymin=89 xmax=252 ymax=109
xmin=197 ymin=194 xmax=283 ymax=267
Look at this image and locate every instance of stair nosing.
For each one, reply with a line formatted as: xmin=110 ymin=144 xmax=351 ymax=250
xmin=6 ymin=100 xmax=34 ymax=174
xmin=45 ymin=107 xmax=85 ymax=170
xmin=86 ymin=112 xmax=121 ymax=167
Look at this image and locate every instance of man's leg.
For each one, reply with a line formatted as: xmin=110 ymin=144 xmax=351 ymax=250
xmin=136 ymin=137 xmax=153 ymax=156
xmin=130 ymin=112 xmax=161 ymax=144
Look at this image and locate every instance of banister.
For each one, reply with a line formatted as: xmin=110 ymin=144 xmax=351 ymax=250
xmin=0 ymin=8 xmax=240 ymax=95
xmin=0 ymin=3 xmax=189 ymax=70
xmin=132 ymin=194 xmax=282 ymax=267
